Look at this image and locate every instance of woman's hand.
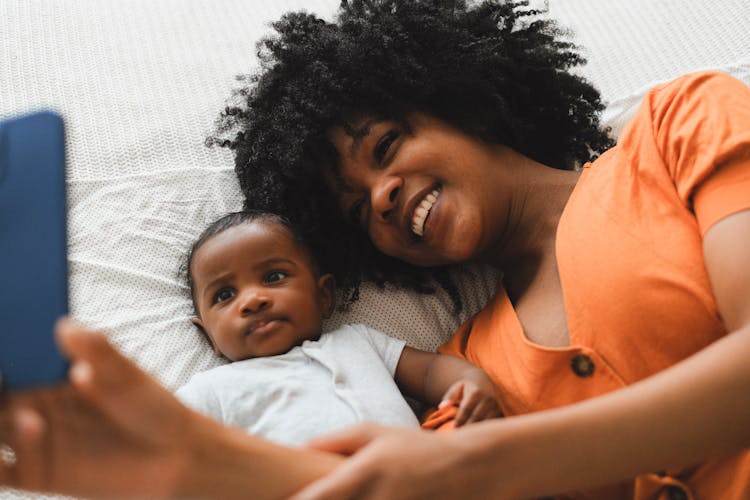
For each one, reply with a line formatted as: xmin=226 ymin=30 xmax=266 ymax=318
xmin=0 ymin=318 xmax=343 ymax=500
xmin=0 ymin=318 xmax=197 ymax=497
xmin=294 ymin=422 xmax=506 ymax=500
xmin=439 ymin=379 xmax=503 ymax=426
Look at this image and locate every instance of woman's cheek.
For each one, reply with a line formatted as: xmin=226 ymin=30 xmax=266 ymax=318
xmin=367 ymin=225 xmax=393 ymax=252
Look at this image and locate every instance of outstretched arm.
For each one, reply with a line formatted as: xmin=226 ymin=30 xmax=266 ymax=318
xmin=395 ymin=347 xmax=502 ymax=426
xmin=294 ymin=210 xmax=750 ymax=499
xmin=0 ymin=319 xmax=341 ymax=499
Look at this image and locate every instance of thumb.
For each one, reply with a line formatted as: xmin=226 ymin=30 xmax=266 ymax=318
xmin=54 ymin=317 xmax=174 ymax=425
xmin=55 ymin=317 xmax=192 ymax=447
xmin=55 ymin=316 xmax=114 ymax=364
xmin=55 ymin=317 xmax=138 ymax=395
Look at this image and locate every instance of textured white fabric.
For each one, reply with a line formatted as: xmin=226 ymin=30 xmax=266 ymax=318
xmin=546 ymin=0 xmax=750 ymax=137
xmin=176 ymin=324 xmax=419 ymax=447
xmin=1 ymin=0 xmax=749 ymax=498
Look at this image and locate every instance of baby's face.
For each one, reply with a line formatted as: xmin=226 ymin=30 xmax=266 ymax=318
xmin=190 ymin=221 xmax=334 ymax=361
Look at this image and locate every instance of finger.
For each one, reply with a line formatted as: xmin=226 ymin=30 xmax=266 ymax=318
xmin=0 ymin=445 xmax=17 ymax=489
xmin=55 ymin=317 xmax=117 ymax=373
xmin=0 ymin=427 xmax=14 ymax=489
xmin=8 ymin=406 xmax=47 ymax=491
xmin=464 ymin=399 xmax=490 ymax=424
xmin=56 ymin=318 xmax=186 ymax=441
xmin=0 ymin=404 xmax=47 ymax=491
xmin=304 ymin=423 xmax=384 ymax=456
xmin=466 ymin=399 xmax=503 ymax=424
xmin=0 ymin=395 xmax=14 ymax=487
xmin=56 ymin=318 xmax=149 ymax=409
xmin=454 ymin=407 xmax=468 ymax=427
xmin=0 ymin=450 xmax=7 ymax=487
xmin=454 ymin=390 xmax=481 ymax=427
xmin=439 ymin=382 xmax=463 ymax=409
xmin=0 ymin=403 xmax=10 ymax=441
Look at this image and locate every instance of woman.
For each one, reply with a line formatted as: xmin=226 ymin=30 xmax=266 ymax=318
xmin=219 ymin=2 xmax=750 ymax=496
xmin=2 ymin=1 xmax=749 ymax=498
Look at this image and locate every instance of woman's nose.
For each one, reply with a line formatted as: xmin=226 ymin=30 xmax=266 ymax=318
xmin=237 ymin=289 xmax=270 ymax=315
xmin=371 ymin=175 xmax=402 ymax=222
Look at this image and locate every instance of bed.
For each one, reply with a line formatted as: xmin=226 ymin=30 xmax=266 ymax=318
xmin=1 ymin=0 xmax=748 ymax=498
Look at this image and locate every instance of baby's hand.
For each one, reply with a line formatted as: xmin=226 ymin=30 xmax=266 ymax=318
xmin=439 ymin=379 xmax=502 ymax=427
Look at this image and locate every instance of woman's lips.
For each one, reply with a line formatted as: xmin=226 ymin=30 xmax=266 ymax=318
xmin=411 ymin=188 xmax=440 ymax=237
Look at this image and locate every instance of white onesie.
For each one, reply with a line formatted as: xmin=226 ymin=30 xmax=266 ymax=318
xmin=176 ymin=323 xmax=420 ymax=446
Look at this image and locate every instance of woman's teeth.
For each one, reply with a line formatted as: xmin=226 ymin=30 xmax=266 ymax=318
xmin=411 ymin=189 xmax=440 ymax=237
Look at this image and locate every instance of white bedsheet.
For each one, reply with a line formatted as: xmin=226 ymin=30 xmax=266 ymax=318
xmin=1 ymin=1 xmax=749 ymax=498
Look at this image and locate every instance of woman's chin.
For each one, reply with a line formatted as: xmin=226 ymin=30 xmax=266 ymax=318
xmin=399 ymin=245 xmax=475 ymax=268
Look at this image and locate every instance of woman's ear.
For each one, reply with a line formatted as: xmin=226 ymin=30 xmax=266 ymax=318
xmin=317 ymin=273 xmax=336 ymax=319
xmin=191 ymin=317 xmax=221 ymax=356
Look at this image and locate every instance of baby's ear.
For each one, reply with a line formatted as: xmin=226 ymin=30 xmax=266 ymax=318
xmin=191 ymin=317 xmax=221 ymax=356
xmin=318 ymin=273 xmax=336 ymax=319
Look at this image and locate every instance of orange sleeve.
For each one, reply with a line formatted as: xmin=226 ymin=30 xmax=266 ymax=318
xmin=437 ymin=317 xmax=473 ymax=359
xmin=650 ymin=71 xmax=750 ymax=234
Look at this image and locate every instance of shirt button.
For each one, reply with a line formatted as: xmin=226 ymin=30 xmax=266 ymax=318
xmin=665 ymin=485 xmax=688 ymax=500
xmin=571 ymin=354 xmax=595 ymax=377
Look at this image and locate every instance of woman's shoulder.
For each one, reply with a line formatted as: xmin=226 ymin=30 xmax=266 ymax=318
xmin=602 ymin=70 xmax=750 ymax=234
xmin=611 ymin=70 xmax=749 ymax=159
xmin=652 ymin=70 xmax=739 ymax=91
xmin=646 ymin=70 xmax=746 ymax=119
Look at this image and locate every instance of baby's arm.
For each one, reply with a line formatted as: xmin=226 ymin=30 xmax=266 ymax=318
xmin=394 ymin=347 xmax=502 ymax=426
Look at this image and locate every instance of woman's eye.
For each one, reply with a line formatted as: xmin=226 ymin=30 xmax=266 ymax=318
xmin=212 ymin=288 xmax=235 ymax=304
xmin=264 ymin=271 xmax=287 ymax=284
xmin=374 ymin=129 xmax=399 ymax=163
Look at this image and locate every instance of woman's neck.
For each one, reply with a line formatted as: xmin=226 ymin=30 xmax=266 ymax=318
xmin=479 ymin=147 xmax=581 ymax=270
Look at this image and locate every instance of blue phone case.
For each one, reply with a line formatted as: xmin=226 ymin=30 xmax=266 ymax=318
xmin=0 ymin=111 xmax=69 ymax=391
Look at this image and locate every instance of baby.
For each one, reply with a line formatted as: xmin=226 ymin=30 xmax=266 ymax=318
xmin=176 ymin=211 xmax=501 ymax=446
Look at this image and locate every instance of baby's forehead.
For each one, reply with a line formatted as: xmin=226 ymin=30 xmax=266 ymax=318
xmin=248 ymin=220 xmax=313 ymax=256
xmin=245 ymin=218 xmax=296 ymax=241
xmin=195 ymin=219 xmax=317 ymax=270
xmin=203 ymin=220 xmax=293 ymax=254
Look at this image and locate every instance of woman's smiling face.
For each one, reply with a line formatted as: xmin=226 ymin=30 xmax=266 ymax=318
xmin=327 ymin=113 xmax=508 ymax=267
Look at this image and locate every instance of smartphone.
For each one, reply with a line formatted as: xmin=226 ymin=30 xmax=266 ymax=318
xmin=0 ymin=111 xmax=69 ymax=391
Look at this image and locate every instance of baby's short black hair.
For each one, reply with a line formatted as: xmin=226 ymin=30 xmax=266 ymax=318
xmin=209 ymin=0 xmax=614 ymax=311
xmin=181 ymin=210 xmax=319 ymax=313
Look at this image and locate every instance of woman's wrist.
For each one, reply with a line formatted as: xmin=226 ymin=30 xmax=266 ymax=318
xmin=440 ymin=421 xmax=522 ymax=498
xmin=175 ymin=412 xmax=266 ymax=499
xmin=446 ymin=414 xmax=580 ymax=499
xmin=176 ymin=411 xmax=343 ymax=499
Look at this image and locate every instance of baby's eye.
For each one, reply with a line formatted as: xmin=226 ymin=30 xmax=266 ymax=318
xmin=212 ymin=288 xmax=235 ymax=304
xmin=264 ymin=271 xmax=287 ymax=284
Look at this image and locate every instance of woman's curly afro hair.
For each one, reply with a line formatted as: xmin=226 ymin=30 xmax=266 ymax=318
xmin=209 ymin=0 xmax=614 ymax=311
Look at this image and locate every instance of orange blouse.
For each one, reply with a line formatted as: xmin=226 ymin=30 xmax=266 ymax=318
xmin=440 ymin=72 xmax=750 ymax=499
